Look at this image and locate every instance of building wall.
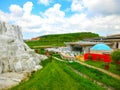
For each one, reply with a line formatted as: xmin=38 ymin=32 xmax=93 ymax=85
xmin=112 ymin=42 xmax=120 ymax=49
xmin=90 ymin=50 xmax=112 ymax=54
xmin=83 ymin=46 xmax=92 ymax=53
xmin=112 ymin=42 xmax=116 ymax=49
xmin=118 ymin=42 xmax=120 ymax=49
xmin=31 ymin=37 xmax=40 ymax=41
xmin=66 ymin=45 xmax=73 ymax=51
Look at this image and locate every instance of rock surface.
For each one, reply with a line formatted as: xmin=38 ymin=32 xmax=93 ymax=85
xmin=0 ymin=21 xmax=47 ymax=73
xmin=0 ymin=72 xmax=31 ymax=89
xmin=0 ymin=21 xmax=47 ymax=89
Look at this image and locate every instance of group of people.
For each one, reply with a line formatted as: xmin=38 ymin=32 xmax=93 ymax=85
xmin=34 ymin=49 xmax=52 ymax=62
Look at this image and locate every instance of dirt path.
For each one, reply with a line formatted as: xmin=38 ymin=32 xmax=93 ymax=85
xmin=53 ymin=56 xmax=120 ymax=80
xmin=76 ymin=61 xmax=120 ymax=80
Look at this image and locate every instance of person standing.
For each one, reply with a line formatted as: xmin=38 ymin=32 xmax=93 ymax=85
xmin=45 ymin=50 xmax=52 ymax=62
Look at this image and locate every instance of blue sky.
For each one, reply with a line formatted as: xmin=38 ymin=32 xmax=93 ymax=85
xmin=0 ymin=0 xmax=120 ymax=39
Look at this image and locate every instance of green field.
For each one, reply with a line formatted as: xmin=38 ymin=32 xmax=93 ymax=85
xmin=25 ymin=32 xmax=99 ymax=48
xmin=11 ymin=59 xmax=105 ymax=90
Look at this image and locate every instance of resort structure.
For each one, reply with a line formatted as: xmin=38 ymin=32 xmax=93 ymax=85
xmin=64 ymin=34 xmax=120 ymax=63
xmin=46 ymin=34 xmax=120 ymax=63
xmin=65 ymin=34 xmax=120 ymax=54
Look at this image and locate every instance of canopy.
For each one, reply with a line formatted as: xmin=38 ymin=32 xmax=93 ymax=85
xmin=91 ymin=43 xmax=112 ymax=51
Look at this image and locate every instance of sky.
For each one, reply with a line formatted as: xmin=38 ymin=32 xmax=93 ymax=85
xmin=0 ymin=0 xmax=120 ymax=39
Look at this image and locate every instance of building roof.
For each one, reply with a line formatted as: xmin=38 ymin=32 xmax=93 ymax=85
xmin=65 ymin=41 xmax=111 ymax=46
xmin=107 ymin=34 xmax=120 ymax=37
xmin=84 ymin=33 xmax=120 ymax=42
xmin=91 ymin=43 xmax=112 ymax=51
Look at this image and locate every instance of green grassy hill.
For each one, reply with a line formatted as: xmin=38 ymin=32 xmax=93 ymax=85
xmin=26 ymin=32 xmax=99 ymax=48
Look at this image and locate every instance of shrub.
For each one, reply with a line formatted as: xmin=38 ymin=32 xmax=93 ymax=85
xmin=88 ymin=55 xmax=92 ymax=60
xmin=111 ymin=50 xmax=120 ymax=70
xmin=111 ymin=50 xmax=120 ymax=62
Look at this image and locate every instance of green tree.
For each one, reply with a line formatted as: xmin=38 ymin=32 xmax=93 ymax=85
xmin=111 ymin=50 xmax=120 ymax=70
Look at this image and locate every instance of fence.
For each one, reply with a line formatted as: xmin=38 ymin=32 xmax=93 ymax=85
xmin=84 ymin=53 xmax=112 ymax=63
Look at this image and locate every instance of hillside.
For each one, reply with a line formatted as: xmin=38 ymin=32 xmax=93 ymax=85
xmin=25 ymin=32 xmax=99 ymax=48
xmin=11 ymin=59 xmax=105 ymax=90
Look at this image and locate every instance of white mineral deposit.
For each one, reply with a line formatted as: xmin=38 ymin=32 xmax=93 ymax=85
xmin=0 ymin=21 xmax=47 ymax=89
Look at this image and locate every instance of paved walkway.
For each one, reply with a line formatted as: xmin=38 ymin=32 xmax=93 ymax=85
xmin=53 ymin=56 xmax=120 ymax=80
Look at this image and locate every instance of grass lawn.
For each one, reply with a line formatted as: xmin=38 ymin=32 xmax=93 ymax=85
xmin=85 ymin=60 xmax=120 ymax=76
xmin=67 ymin=61 xmax=120 ymax=90
xmin=11 ymin=59 xmax=104 ymax=90
xmin=44 ymin=52 xmax=120 ymax=90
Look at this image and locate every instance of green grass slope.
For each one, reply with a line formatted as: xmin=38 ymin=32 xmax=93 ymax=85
xmin=67 ymin=61 xmax=120 ymax=90
xmin=26 ymin=32 xmax=99 ymax=48
xmin=11 ymin=59 xmax=104 ymax=90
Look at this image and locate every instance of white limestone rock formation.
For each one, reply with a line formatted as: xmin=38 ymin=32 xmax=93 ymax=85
xmin=0 ymin=21 xmax=47 ymax=73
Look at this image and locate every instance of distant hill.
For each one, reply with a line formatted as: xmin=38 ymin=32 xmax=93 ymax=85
xmin=25 ymin=32 xmax=99 ymax=48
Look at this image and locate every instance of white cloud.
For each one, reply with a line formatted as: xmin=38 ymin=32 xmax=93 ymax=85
xmin=0 ymin=1 xmax=120 ymax=39
xmin=83 ymin=0 xmax=120 ymax=15
xmin=67 ymin=14 xmax=120 ymax=36
xmin=0 ymin=11 xmax=9 ymax=22
xmin=71 ymin=0 xmax=83 ymax=12
xmin=44 ymin=4 xmax=65 ymax=18
xmin=23 ymin=1 xmax=33 ymax=17
xmin=68 ymin=13 xmax=87 ymax=25
xmin=90 ymin=15 xmax=120 ymax=35
xmin=9 ymin=4 xmax=23 ymax=16
xmin=37 ymin=0 xmax=52 ymax=6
